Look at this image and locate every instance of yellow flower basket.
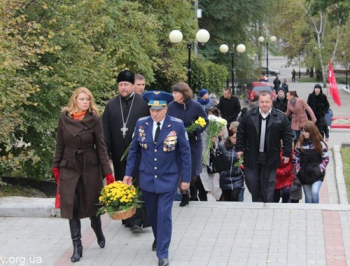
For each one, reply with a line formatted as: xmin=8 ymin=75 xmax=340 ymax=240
xmin=108 ymin=205 xmax=137 ymax=220
xmin=97 ymin=181 xmax=142 ymax=220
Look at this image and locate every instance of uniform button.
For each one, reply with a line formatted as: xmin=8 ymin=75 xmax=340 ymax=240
xmin=154 ymin=149 xmax=157 ymax=152
xmin=154 ymin=158 xmax=157 ymax=161
xmin=154 ymin=167 xmax=157 ymax=170
xmin=154 ymin=175 xmax=158 ymax=178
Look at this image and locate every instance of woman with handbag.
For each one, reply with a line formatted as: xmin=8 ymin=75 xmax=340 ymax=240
xmin=52 ymin=87 xmax=114 ymax=262
xmin=293 ymin=121 xmax=329 ymax=203
xmin=218 ymin=128 xmax=244 ymax=201
xmin=197 ymin=106 xmax=227 ymax=201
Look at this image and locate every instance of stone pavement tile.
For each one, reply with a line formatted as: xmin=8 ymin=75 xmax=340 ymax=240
xmin=2 ymin=203 xmax=350 ymax=265
xmin=339 ymin=211 xmax=350 ymax=258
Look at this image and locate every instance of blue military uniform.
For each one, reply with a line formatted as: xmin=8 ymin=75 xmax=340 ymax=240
xmin=125 ymin=91 xmax=191 ymax=263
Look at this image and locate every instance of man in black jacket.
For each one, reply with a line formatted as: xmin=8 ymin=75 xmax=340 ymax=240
xmin=307 ymin=84 xmax=330 ymax=139
xmin=217 ymin=88 xmax=241 ymax=125
xmin=273 ymin=87 xmax=288 ymax=112
xmin=273 ymin=76 xmax=281 ymax=94
xmin=236 ymin=91 xmax=293 ymax=202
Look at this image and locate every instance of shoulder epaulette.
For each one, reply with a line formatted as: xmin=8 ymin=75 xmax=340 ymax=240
xmin=138 ymin=116 xmax=149 ymax=121
xmin=170 ymin=116 xmax=182 ymax=123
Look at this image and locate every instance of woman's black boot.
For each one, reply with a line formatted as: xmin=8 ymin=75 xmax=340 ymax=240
xmin=179 ymin=193 xmax=189 ymax=207
xmin=90 ymin=215 xmax=106 ymax=248
xmin=69 ymin=219 xmax=83 ymax=263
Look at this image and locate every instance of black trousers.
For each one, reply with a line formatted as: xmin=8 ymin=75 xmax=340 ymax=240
xmin=222 ymin=188 xmax=241 ymax=201
xmin=244 ymin=163 xmax=277 ymax=203
xmin=195 ymin=176 xmax=208 ymax=201
xmin=123 ymin=203 xmax=150 ymax=228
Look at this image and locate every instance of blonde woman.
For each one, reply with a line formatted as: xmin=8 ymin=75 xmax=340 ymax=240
xmin=52 ymin=87 xmax=114 ymax=262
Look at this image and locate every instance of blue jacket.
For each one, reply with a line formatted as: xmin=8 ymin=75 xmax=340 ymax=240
xmin=168 ymin=99 xmax=208 ymax=177
xmin=125 ymin=114 xmax=191 ymax=193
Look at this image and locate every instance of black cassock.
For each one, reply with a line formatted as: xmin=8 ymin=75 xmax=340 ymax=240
xmin=102 ymin=93 xmax=150 ymax=227
xmin=103 ymin=93 xmax=149 ymax=180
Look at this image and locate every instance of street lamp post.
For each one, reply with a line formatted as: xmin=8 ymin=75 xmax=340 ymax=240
xmin=298 ymin=50 xmax=301 ymax=78
xmin=169 ymin=29 xmax=210 ymax=88
xmin=219 ymin=43 xmax=246 ymax=95
xmin=258 ymin=35 xmax=277 ymax=78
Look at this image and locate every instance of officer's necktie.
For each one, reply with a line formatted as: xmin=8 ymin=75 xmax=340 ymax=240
xmin=154 ymin=122 xmax=161 ymax=143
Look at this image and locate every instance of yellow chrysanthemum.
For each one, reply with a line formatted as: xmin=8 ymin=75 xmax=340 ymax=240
xmin=97 ymin=181 xmax=141 ymax=216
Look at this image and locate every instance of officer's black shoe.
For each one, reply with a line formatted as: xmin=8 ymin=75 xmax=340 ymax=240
xmin=179 ymin=194 xmax=189 ymax=207
xmin=152 ymin=240 xmax=157 ymax=251
xmin=158 ymin=258 xmax=169 ymax=266
xmin=131 ymin=225 xmax=142 ymax=233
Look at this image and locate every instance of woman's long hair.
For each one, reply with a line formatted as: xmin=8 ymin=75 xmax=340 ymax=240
xmin=62 ymin=87 xmax=100 ymax=117
xmin=224 ymin=128 xmax=236 ymax=150
xmin=297 ymin=121 xmax=327 ymax=155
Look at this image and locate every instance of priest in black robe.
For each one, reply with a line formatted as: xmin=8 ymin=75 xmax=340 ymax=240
xmin=102 ymin=70 xmax=150 ymax=232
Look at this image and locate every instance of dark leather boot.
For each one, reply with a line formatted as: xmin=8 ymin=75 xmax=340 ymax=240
xmin=69 ymin=219 xmax=83 ymax=263
xmin=179 ymin=193 xmax=189 ymax=207
xmin=90 ymin=215 xmax=106 ymax=248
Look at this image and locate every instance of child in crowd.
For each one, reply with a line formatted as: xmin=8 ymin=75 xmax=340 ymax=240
xmin=273 ymin=141 xmax=295 ymax=203
xmin=218 ymin=128 xmax=244 ymax=201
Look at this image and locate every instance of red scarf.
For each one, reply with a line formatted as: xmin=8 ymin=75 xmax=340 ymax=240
xmin=73 ymin=110 xmax=87 ymax=121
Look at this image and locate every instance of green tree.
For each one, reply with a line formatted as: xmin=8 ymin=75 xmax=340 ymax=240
xmin=0 ymin=0 xmax=161 ymax=178
xmin=197 ymin=0 xmax=272 ymax=80
xmin=306 ymin=0 xmax=350 ymax=25
xmin=0 ymin=1 xmax=48 ymax=174
xmin=0 ymin=0 xmax=227 ymax=179
xmin=270 ymin=0 xmax=350 ymax=86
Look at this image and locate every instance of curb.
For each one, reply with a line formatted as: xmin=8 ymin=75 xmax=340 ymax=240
xmin=0 ymin=196 xmax=60 ymax=218
xmin=333 ymin=145 xmax=349 ymax=204
xmin=342 ymin=86 xmax=350 ymax=93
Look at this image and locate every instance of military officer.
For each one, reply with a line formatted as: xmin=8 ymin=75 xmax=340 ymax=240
xmin=124 ymin=91 xmax=191 ymax=266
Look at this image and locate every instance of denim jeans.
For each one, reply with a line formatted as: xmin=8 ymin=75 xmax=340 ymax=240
xmin=292 ymin=130 xmax=301 ymax=143
xmin=302 ymin=180 xmax=323 ymax=203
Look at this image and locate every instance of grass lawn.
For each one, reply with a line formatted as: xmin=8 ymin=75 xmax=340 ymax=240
xmin=341 ymin=147 xmax=350 ymax=202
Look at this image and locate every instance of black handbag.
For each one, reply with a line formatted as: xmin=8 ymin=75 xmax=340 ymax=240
xmin=207 ymin=149 xmax=219 ymax=174
xmin=209 ymin=148 xmax=231 ymax=173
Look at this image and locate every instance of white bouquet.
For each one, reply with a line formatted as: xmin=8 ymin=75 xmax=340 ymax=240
xmin=203 ymin=115 xmax=227 ymax=164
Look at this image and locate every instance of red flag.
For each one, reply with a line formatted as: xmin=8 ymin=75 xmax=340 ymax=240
xmin=328 ymin=60 xmax=342 ymax=106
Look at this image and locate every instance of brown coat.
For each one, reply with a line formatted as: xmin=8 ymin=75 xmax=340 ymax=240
xmin=52 ymin=111 xmax=112 ymax=219
xmin=285 ymin=98 xmax=316 ymax=131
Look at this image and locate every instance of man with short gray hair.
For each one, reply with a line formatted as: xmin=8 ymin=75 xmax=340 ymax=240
xmin=236 ymin=91 xmax=293 ymax=202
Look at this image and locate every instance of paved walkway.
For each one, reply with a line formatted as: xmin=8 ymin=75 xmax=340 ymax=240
xmin=1 ymin=81 xmax=350 ymax=266
xmin=1 ymin=202 xmax=350 ymax=265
